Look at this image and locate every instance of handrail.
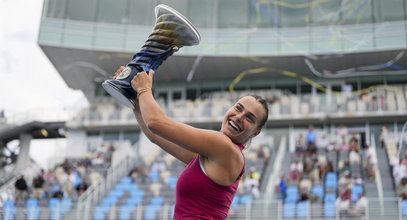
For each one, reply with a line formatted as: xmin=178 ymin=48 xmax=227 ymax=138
xmin=371 ymin=134 xmax=384 ymax=215
xmin=265 ymin=137 xmax=287 ymax=198
xmin=397 ymin=121 xmax=407 ymax=155
xmin=77 ymin=152 xmax=139 ymax=220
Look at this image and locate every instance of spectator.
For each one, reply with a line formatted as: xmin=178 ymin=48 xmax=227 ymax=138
xmin=104 ymin=143 xmax=116 ymax=163
xmin=338 ymin=171 xmax=352 ymax=192
xmin=277 ymin=175 xmax=287 ymax=198
xmin=349 ymin=194 xmax=368 ymax=217
xmin=129 ymin=165 xmax=148 ymax=183
xmin=364 ymin=144 xmax=377 ymax=180
xmin=397 ymin=177 xmax=407 ymax=200
xmin=336 ymin=193 xmax=351 ymax=217
xmin=14 ymin=175 xmax=29 ymax=203
xmin=317 ymin=134 xmax=330 ymax=151
xmin=244 ymin=171 xmax=260 ymax=198
xmin=75 ymin=180 xmax=89 ymax=196
xmin=295 ymin=133 xmax=306 ymax=157
xmin=256 ymin=145 xmax=270 ymax=161
xmin=337 ymin=124 xmax=348 ymax=143
xmin=151 ymin=157 xmax=167 ymax=174
xmin=297 ymin=188 xmax=311 ymax=202
xmin=306 ymin=125 xmax=317 ymax=154
xmin=379 ymin=125 xmax=388 ymax=149
xmin=32 ymin=174 xmax=45 ymax=199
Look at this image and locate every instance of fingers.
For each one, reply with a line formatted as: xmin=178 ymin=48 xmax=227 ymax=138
xmin=113 ymin=66 xmax=126 ymax=79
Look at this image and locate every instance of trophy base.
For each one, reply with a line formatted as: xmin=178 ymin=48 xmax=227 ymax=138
xmin=102 ymin=80 xmax=136 ymax=109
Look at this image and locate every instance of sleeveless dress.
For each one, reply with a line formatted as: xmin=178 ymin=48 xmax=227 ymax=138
xmin=173 ymin=144 xmax=245 ymax=220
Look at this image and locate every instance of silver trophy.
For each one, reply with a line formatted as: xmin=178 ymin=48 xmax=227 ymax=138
xmin=102 ymin=4 xmax=201 ymax=108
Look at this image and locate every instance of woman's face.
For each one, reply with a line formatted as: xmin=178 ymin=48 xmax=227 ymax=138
xmin=221 ymin=96 xmax=266 ymax=144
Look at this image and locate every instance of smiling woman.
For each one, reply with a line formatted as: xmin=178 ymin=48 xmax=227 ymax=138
xmin=112 ymin=66 xmax=269 ymax=219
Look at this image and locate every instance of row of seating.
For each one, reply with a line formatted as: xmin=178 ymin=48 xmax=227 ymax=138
xmin=2 ymin=198 xmax=72 ymax=220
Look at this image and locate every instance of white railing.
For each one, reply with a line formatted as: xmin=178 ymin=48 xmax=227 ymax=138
xmin=1 ymin=197 xmax=405 ymax=220
xmin=77 ymin=154 xmax=139 ymax=220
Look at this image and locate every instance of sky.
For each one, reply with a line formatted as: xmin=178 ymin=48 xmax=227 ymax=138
xmin=0 ymin=0 xmax=88 ymax=169
xmin=0 ymin=0 xmax=88 ymax=123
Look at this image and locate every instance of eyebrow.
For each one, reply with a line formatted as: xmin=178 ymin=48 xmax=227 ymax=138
xmin=236 ymin=102 xmax=257 ymax=121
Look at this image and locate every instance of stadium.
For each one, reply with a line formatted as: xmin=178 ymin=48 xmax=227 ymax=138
xmin=1 ymin=0 xmax=407 ymax=219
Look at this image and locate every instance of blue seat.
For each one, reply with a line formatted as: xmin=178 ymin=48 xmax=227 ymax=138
xmin=286 ymin=186 xmax=299 ymax=196
xmin=144 ymin=205 xmax=158 ymax=219
xmin=167 ymin=176 xmax=178 ymax=190
xmin=121 ymin=176 xmax=133 ymax=184
xmin=61 ymin=198 xmax=73 ymax=213
xmin=311 ymin=185 xmax=324 ymax=199
xmin=125 ymin=197 xmax=142 ymax=206
xmin=326 ymin=172 xmax=337 ymax=182
xmin=93 ymin=205 xmax=110 ymax=220
xmin=325 ymin=179 xmax=337 ymax=189
xmin=296 ymin=201 xmax=309 ymax=218
xmin=232 ymin=195 xmax=239 ymax=209
xmin=324 ymin=193 xmax=336 ymax=203
xmin=150 ymin=196 xmax=164 ymax=206
xmin=130 ymin=189 xmax=145 ymax=199
xmin=101 ymin=197 xmax=118 ymax=207
xmin=150 ymin=171 xmax=159 ymax=183
xmin=402 ymin=200 xmax=407 ymax=216
xmin=49 ymin=198 xmax=61 ymax=208
xmin=352 ymin=185 xmax=364 ymax=201
xmin=119 ymin=205 xmax=135 ymax=220
xmin=26 ymin=198 xmax=39 ymax=208
xmin=324 ymin=202 xmax=336 ymax=218
xmin=283 ymin=203 xmax=295 ymax=218
xmin=27 ymin=206 xmax=40 ymax=220
xmin=3 ymin=199 xmax=16 ymax=220
xmin=239 ymin=194 xmax=252 ymax=205
xmin=284 ymin=195 xmax=298 ymax=204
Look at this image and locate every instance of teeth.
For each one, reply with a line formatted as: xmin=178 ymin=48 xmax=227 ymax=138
xmin=229 ymin=120 xmax=240 ymax=131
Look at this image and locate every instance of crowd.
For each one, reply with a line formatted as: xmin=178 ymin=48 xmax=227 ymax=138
xmin=12 ymin=142 xmax=117 ymax=206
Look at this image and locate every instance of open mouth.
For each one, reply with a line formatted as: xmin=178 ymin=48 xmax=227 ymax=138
xmin=228 ymin=119 xmax=242 ymax=132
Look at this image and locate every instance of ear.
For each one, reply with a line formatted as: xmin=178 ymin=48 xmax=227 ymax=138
xmin=251 ymin=130 xmax=261 ymax=138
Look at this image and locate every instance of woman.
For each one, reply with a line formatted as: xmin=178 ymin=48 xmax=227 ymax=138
xmin=114 ymin=66 xmax=269 ymax=219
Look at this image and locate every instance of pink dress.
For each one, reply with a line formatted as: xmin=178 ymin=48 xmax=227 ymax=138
xmin=173 ymin=144 xmax=245 ymax=220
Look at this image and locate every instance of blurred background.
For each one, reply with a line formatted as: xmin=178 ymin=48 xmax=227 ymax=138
xmin=1 ymin=0 xmax=407 ymax=219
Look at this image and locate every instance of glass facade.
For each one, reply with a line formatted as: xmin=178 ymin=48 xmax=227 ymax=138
xmin=40 ymin=0 xmax=407 ymax=55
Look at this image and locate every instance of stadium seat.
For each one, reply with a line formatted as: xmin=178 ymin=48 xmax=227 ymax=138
xmin=3 ymin=199 xmax=16 ymax=220
xmin=324 ymin=193 xmax=336 ymax=203
xmin=93 ymin=205 xmax=110 ymax=220
xmin=324 ymin=202 xmax=336 ymax=218
xmin=296 ymin=201 xmax=309 ymax=218
xmin=402 ymin=200 xmax=407 ymax=216
xmin=311 ymin=185 xmax=324 ymax=200
xmin=167 ymin=176 xmax=178 ymax=190
xmin=61 ymin=198 xmax=73 ymax=213
xmin=351 ymin=185 xmax=364 ymax=201
xmin=283 ymin=203 xmax=295 ymax=218
xmin=239 ymin=194 xmax=253 ymax=205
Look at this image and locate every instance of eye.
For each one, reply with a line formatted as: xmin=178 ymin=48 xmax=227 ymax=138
xmin=247 ymin=115 xmax=256 ymax=123
xmin=235 ymin=106 xmax=242 ymax=112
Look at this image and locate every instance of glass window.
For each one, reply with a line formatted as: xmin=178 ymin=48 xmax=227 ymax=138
xmin=249 ymin=0 xmax=280 ymax=28
xmin=342 ymin=1 xmax=373 ymax=24
xmin=373 ymin=0 xmax=405 ymax=22
xmin=97 ymin=0 xmax=128 ymax=24
xmin=45 ymin=0 xmax=67 ymax=19
xmin=219 ymin=0 xmax=249 ymax=28
xmin=160 ymin=0 xmax=189 ymax=16
xmin=189 ymin=0 xmax=217 ymax=28
xmin=66 ymin=0 xmax=98 ymax=21
xmin=103 ymin=131 xmax=120 ymax=141
xmin=310 ymin=0 xmax=341 ymax=26
xmin=128 ymin=0 xmax=158 ymax=26
xmin=280 ymin=0 xmax=310 ymax=27
xmin=123 ymin=130 xmax=139 ymax=145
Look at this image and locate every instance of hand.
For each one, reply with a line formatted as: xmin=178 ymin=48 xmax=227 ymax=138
xmin=113 ymin=66 xmax=126 ymax=79
xmin=131 ymin=70 xmax=154 ymax=92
